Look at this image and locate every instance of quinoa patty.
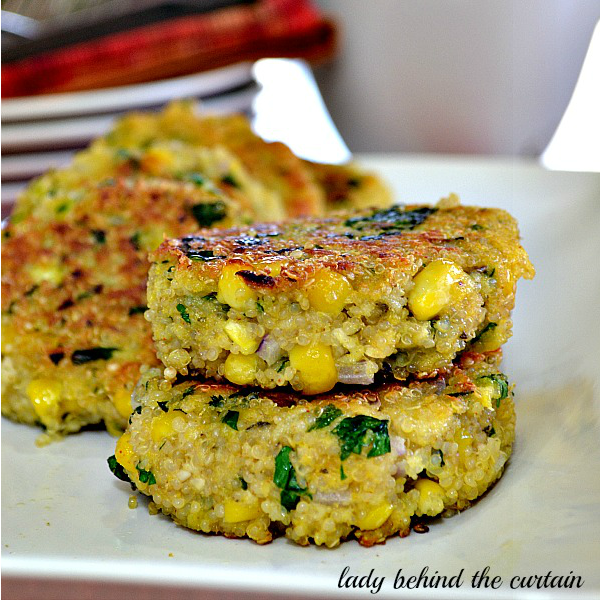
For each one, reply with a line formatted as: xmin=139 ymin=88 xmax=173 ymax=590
xmin=111 ymin=351 xmax=515 ymax=547
xmin=147 ymin=196 xmax=534 ymax=394
xmin=1 ymin=177 xmax=252 ymax=440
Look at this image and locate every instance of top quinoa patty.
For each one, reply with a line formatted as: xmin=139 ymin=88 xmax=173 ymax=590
xmin=147 ymin=196 xmax=534 ymax=394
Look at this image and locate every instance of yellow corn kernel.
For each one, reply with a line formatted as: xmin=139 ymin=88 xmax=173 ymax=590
xmin=223 ymin=500 xmax=261 ymax=523
xmin=113 ymin=388 xmax=133 ymax=419
xmin=476 ymin=381 xmax=495 ymax=409
xmin=115 ymin=432 xmax=137 ymax=473
xmin=408 ymin=259 xmax=465 ymax=321
xmin=289 ymin=342 xmax=337 ymax=395
xmin=224 ymin=320 xmax=261 ymax=355
xmin=456 ymin=432 xmax=473 ymax=459
xmin=414 ymin=479 xmax=445 ymax=516
xmin=217 ymin=265 xmax=256 ymax=310
xmin=28 ymin=261 xmax=66 ymax=286
xmin=150 ymin=411 xmax=180 ymax=443
xmin=307 ymin=270 xmax=353 ymax=315
xmin=473 ymin=322 xmax=504 ymax=352
xmin=26 ymin=378 xmax=62 ymax=421
xmin=223 ymin=353 xmax=260 ymax=386
xmin=140 ymin=147 xmax=175 ymax=175
xmin=355 ymin=502 xmax=394 ymax=530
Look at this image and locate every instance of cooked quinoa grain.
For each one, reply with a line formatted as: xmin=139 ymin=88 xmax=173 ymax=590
xmin=111 ymin=351 xmax=515 ymax=547
xmin=147 ymin=197 xmax=534 ymax=393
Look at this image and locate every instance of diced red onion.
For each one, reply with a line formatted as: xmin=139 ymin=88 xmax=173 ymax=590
xmin=256 ymin=335 xmax=282 ymax=366
xmin=338 ymin=363 xmax=374 ymax=385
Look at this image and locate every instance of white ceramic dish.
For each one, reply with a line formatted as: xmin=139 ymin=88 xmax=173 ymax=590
xmin=2 ymin=156 xmax=599 ymax=599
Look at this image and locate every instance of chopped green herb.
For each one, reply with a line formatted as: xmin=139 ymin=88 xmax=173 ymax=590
xmin=273 ymin=446 xmax=310 ymax=511
xmin=128 ymin=305 xmax=147 ymax=315
xmin=221 ymin=174 xmax=240 ymax=188
xmin=276 ymin=359 xmax=289 ymax=373
xmin=256 ymin=301 xmax=265 ymax=313
xmin=182 ymin=386 xmax=195 ymax=399
xmin=129 ymin=232 xmax=141 ymax=251
xmin=333 ymin=415 xmax=391 ymax=461
xmin=136 ymin=465 xmax=156 ymax=485
xmin=209 ymin=395 xmax=225 ymax=408
xmin=202 ymin=292 xmax=218 ymax=301
xmin=344 ymin=206 xmax=436 ymax=232
xmin=221 ymin=410 xmax=239 ymax=430
xmin=56 ymin=202 xmax=70 ymax=214
xmin=340 ymin=464 xmax=347 ymax=480
xmin=187 ymin=249 xmax=217 ymax=261
xmin=176 ymin=303 xmax=191 ymax=323
xmin=308 ymin=404 xmax=343 ymax=431
xmin=107 ymin=455 xmax=131 ymax=483
xmin=487 ymin=267 xmax=496 ymax=278
xmin=49 ymin=352 xmax=64 ymax=365
xmin=191 ymin=201 xmax=227 ymax=228
xmin=473 ymin=322 xmax=497 ymax=343
xmin=239 ymin=476 xmax=248 ymax=490
xmin=186 ymin=173 xmax=205 ymax=186
xmin=157 ymin=400 xmax=168 ymax=412
xmin=484 ymin=425 xmax=496 ymax=437
xmin=471 ymin=224 xmax=484 ymax=231
xmin=71 ymin=347 xmax=117 ymax=364
xmin=91 ymin=229 xmax=106 ymax=244
xmin=431 ymin=448 xmax=445 ymax=467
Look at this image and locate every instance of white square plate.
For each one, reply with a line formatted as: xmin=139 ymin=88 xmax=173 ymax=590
xmin=3 ymin=156 xmax=599 ymax=599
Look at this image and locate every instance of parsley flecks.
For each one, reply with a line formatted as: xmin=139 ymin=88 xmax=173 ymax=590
xmin=344 ymin=206 xmax=436 ymax=231
xmin=176 ymin=303 xmax=191 ymax=323
xmin=431 ymin=448 xmax=445 ymax=467
xmin=473 ymin=322 xmax=497 ymax=343
xmin=239 ymin=476 xmax=248 ymax=490
xmin=221 ymin=174 xmax=240 ymax=188
xmin=91 ymin=229 xmax=106 ymax=244
xmin=273 ymin=446 xmax=310 ymax=511
xmin=128 ymin=305 xmax=147 ymax=315
xmin=49 ymin=352 xmax=64 ymax=365
xmin=276 ymin=359 xmax=289 ymax=373
xmin=221 ymin=410 xmax=240 ymax=430
xmin=136 ymin=464 xmax=156 ymax=485
xmin=108 ymin=455 xmax=131 ymax=483
xmin=209 ymin=395 xmax=225 ymax=408
xmin=471 ymin=224 xmax=484 ymax=231
xmin=191 ymin=201 xmax=227 ymax=228
xmin=71 ymin=347 xmax=117 ymax=364
xmin=157 ymin=400 xmax=168 ymax=412
xmin=308 ymin=405 xmax=343 ymax=432
xmin=333 ymin=415 xmax=391 ymax=461
xmin=186 ymin=173 xmax=205 ymax=186
xmin=340 ymin=464 xmax=347 ymax=480
xmin=256 ymin=301 xmax=265 ymax=314
xmin=182 ymin=386 xmax=195 ymax=399
xmin=187 ymin=250 xmax=218 ymax=261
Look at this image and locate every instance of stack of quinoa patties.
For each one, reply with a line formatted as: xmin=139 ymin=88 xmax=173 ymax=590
xmin=112 ymin=195 xmax=534 ymax=547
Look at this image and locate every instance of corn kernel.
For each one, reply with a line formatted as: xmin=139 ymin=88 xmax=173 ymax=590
xmin=355 ymin=502 xmax=394 ymax=530
xmin=307 ymin=270 xmax=352 ymax=315
xmin=217 ymin=265 xmax=256 ymax=310
xmin=473 ymin=323 xmax=504 ymax=352
xmin=224 ymin=320 xmax=261 ymax=355
xmin=456 ymin=432 xmax=473 ymax=459
xmin=113 ymin=388 xmax=133 ymax=419
xmin=414 ymin=479 xmax=445 ymax=516
xmin=223 ymin=353 xmax=260 ymax=386
xmin=115 ymin=432 xmax=137 ymax=472
xmin=289 ymin=342 xmax=337 ymax=395
xmin=140 ymin=147 xmax=175 ymax=175
xmin=408 ymin=260 xmax=465 ymax=321
xmin=223 ymin=500 xmax=261 ymax=523
xmin=151 ymin=411 xmax=180 ymax=443
xmin=26 ymin=378 xmax=62 ymax=421
xmin=476 ymin=381 xmax=495 ymax=409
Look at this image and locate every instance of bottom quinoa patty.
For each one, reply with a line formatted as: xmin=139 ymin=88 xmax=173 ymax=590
xmin=111 ymin=351 xmax=514 ymax=547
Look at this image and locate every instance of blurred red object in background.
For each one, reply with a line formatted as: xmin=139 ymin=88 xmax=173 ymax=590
xmin=2 ymin=0 xmax=336 ymax=98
